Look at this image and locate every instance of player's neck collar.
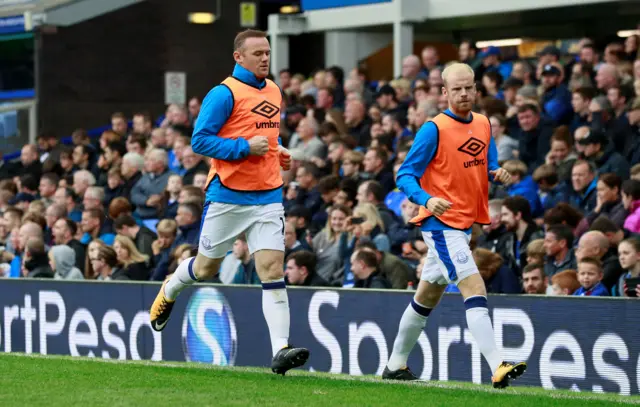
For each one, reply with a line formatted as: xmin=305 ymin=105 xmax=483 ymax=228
xmin=444 ymin=109 xmax=473 ymax=124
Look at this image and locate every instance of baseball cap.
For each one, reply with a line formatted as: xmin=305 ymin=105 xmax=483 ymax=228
xmin=541 ymin=64 xmax=562 ymax=76
xmin=577 ymin=129 xmax=607 ymax=146
xmin=479 ymin=46 xmax=501 ymax=59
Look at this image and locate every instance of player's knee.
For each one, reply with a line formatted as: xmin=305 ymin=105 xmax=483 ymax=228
xmin=414 ymin=280 xmax=445 ymax=308
xmin=193 ymin=253 xmax=223 ymax=279
xmin=457 ymin=272 xmax=487 ymax=299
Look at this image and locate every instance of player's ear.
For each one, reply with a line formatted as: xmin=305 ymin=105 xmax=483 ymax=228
xmin=233 ymin=50 xmax=242 ymax=64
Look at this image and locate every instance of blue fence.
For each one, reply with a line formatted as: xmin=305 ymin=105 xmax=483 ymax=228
xmin=0 ymin=279 xmax=638 ymax=395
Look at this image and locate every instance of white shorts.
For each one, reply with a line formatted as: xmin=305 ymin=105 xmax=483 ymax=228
xmin=198 ymin=202 xmax=285 ymax=259
xmin=420 ymin=230 xmax=479 ymax=286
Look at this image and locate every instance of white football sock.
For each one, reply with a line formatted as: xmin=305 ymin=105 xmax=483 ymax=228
xmin=464 ymin=295 xmax=502 ymax=374
xmin=262 ymin=278 xmax=290 ymax=356
xmin=387 ymin=299 xmax=431 ymax=371
xmin=164 ymin=257 xmax=197 ymax=301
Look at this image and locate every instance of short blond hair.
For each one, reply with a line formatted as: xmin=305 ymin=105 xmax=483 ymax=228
xmin=502 ymin=160 xmax=528 ymax=177
xmin=442 ymin=63 xmax=474 ymax=86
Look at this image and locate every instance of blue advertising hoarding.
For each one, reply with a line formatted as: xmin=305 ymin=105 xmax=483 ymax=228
xmin=0 ymin=279 xmax=639 ymax=396
xmin=0 ymin=15 xmax=26 ymax=35
xmin=301 ymin=0 xmax=390 ymax=12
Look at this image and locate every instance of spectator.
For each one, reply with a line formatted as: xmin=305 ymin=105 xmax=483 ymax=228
xmin=350 ymin=249 xmax=391 ymax=289
xmin=44 ymin=203 xmax=66 ymax=246
xmin=17 ymin=145 xmax=42 ymax=181
xmin=80 ymin=208 xmax=115 ymax=245
xmin=578 ymin=129 xmax=629 ymax=179
xmin=489 ymin=114 xmax=518 ymax=161
xmin=131 ymin=149 xmax=173 ymax=225
xmin=525 ymin=239 xmax=545 ymax=266
xmin=173 ymin=203 xmax=201 ymax=247
xmin=570 ymin=87 xmax=595 ymax=133
xmin=575 ymin=230 xmax=623 ymax=291
xmin=547 ymin=126 xmax=577 ymax=183
xmin=52 ymin=218 xmax=86 ymax=272
xmin=290 ymin=117 xmax=326 ymax=160
xmin=284 ymin=221 xmax=305 ymax=259
xmin=569 ymin=160 xmax=598 ymax=214
xmin=309 ymin=205 xmax=350 ymax=286
xmin=49 ymin=245 xmax=83 ymax=280
xmin=473 ymin=248 xmax=521 ymax=294
xmin=540 ymin=64 xmax=573 ymax=125
xmin=92 ymin=245 xmax=128 ymax=281
xmin=38 ymin=173 xmax=59 ymax=207
xmin=582 ymin=173 xmax=627 ymax=229
xmin=73 ymin=170 xmax=96 ymax=202
xmin=149 ymin=219 xmax=178 ymax=281
xmin=83 ymin=186 xmax=105 ymax=211
xmin=181 ymin=146 xmax=209 ymax=186
xmin=161 ymin=174 xmax=182 ymax=220
xmin=113 ymin=214 xmax=157 ymax=259
xmin=616 ymin=237 xmax=640 ymax=297
xmin=54 ymin=187 xmax=82 ymax=222
xmin=345 ymin=99 xmax=371 ymax=147
xmin=543 ymin=224 xmax=577 ymax=277
xmin=22 ymin=237 xmax=53 ymax=278
xmin=358 ymin=240 xmax=414 ymax=290
xmin=9 ymin=222 xmax=44 ymax=278
xmin=502 ymin=160 xmax=543 ymax=218
xmin=356 ymin=180 xmax=400 ymax=236
xmin=230 ymin=235 xmax=260 ymax=285
xmin=310 ymin=175 xmax=341 ymax=230
xmin=549 ymin=269 xmax=581 ymax=295
xmin=340 ymin=150 xmax=364 ymax=182
xmin=121 ymin=152 xmax=144 ymax=198
xmin=532 ymin=164 xmax=570 ymax=212
xmin=113 ymin=234 xmax=150 ymax=280
xmin=294 ymin=163 xmax=323 ymax=216
xmin=285 ymin=250 xmax=329 ymax=287
xmin=363 ymin=147 xmax=395 ymax=195
xmin=622 ymin=179 xmax=640 ymax=233
xmin=521 ymin=263 xmax=546 ymax=294
xmin=499 ymin=196 xmax=544 ymax=271
xmin=574 ymin=257 xmax=609 ymax=296
xmin=516 ymin=103 xmax=554 ymax=171
xmin=351 ymin=203 xmax=391 ymax=252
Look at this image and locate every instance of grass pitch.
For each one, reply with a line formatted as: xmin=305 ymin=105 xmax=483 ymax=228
xmin=0 ymin=353 xmax=638 ymax=406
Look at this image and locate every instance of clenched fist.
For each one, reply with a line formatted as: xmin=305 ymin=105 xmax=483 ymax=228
xmin=248 ymin=136 xmax=269 ymax=156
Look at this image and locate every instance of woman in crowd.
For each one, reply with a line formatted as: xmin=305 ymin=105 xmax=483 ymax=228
xmin=113 ymin=234 xmax=150 ymax=280
xmin=93 ymin=245 xmax=128 ymax=281
xmin=584 ymin=173 xmax=626 ymax=228
xmin=615 ymin=238 xmax=640 ymax=297
xmin=84 ymin=239 xmax=107 ymax=279
xmin=309 ymin=204 xmax=351 ymax=286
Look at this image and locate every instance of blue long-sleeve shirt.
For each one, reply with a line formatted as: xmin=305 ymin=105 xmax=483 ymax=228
xmin=396 ymin=110 xmax=499 ymax=233
xmin=192 ymin=64 xmax=282 ymax=206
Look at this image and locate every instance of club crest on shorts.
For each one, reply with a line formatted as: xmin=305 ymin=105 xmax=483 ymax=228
xmin=201 ymin=236 xmax=214 ymax=251
xmin=454 ymin=250 xmax=469 ymax=264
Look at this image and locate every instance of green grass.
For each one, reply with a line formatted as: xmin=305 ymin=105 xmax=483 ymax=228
xmin=0 ymin=354 xmax=638 ymax=406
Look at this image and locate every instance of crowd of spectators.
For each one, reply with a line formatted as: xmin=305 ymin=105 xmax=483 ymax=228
xmin=1 ymin=34 xmax=640 ymax=298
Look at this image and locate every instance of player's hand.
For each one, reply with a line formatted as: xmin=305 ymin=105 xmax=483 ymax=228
xmin=426 ymin=197 xmax=452 ymax=217
xmin=249 ymin=136 xmax=269 ymax=156
xmin=278 ymin=145 xmax=291 ymax=170
xmin=490 ymin=168 xmax=512 ymax=185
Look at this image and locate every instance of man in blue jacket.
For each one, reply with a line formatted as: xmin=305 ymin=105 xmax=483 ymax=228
xmin=540 ymin=64 xmax=573 ymax=126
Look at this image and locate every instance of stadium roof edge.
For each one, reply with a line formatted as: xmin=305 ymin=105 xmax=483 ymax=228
xmin=268 ymin=0 xmax=620 ymax=35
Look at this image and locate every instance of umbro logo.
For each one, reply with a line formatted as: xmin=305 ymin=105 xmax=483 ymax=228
xmin=457 ymin=137 xmax=486 ymax=158
xmin=251 ymin=100 xmax=280 ymax=119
